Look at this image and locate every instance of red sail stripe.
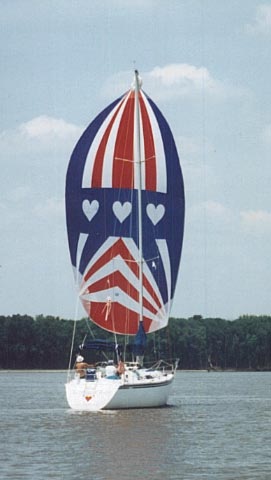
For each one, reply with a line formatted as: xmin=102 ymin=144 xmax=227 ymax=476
xmin=84 ymin=239 xmax=137 ymax=282
xmin=86 ymin=271 xmax=139 ymax=301
xmin=91 ymin=96 xmax=127 ymax=187
xmin=82 ymin=298 xmax=152 ymax=335
xmin=85 ymin=271 xmax=159 ymax=316
xmin=83 ymin=239 xmax=162 ymax=310
xmin=139 ymin=93 xmax=157 ymax=191
xmin=112 ymin=92 xmax=135 ymax=189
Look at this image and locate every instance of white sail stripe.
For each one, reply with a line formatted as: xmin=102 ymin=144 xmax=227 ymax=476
xmin=82 ymin=101 xmax=120 ymax=188
xmin=140 ymin=103 xmax=146 ymax=189
xmin=133 ymin=94 xmax=139 ymax=190
xmin=123 ymin=237 xmax=166 ymax=311
xmin=156 ymin=239 xmax=171 ymax=318
xmin=102 ymin=94 xmax=131 ymax=187
xmin=78 ymin=236 xmax=168 ymax=322
xmin=122 ymin=238 xmax=166 ymax=315
xmin=76 ymin=233 xmax=89 ymax=269
xmin=80 ymin=254 xmax=164 ymax=315
xmin=79 ymin=236 xmax=119 ymax=290
xmin=148 ymin=304 xmax=169 ymax=332
xmin=142 ymin=261 xmax=166 ymax=317
xmin=134 ymin=96 xmax=146 ymax=190
xmin=82 ymin=91 xmax=166 ymax=191
xmin=82 ymin=94 xmax=129 ymax=188
xmin=73 ymin=233 xmax=89 ymax=286
xmin=81 ymin=287 xmax=165 ymax=325
xmin=141 ymin=92 xmax=167 ymax=193
xmin=73 ymin=265 xmax=82 ymax=288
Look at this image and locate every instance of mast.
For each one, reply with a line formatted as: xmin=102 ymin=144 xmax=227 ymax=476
xmin=134 ymin=70 xmax=144 ymax=326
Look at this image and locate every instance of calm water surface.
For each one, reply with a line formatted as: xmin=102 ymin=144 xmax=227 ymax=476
xmin=0 ymin=371 xmax=270 ymax=479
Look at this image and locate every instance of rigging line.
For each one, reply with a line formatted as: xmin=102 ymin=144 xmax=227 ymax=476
xmin=84 ymin=316 xmax=95 ymax=339
xmin=200 ymin=0 xmax=208 ymax=317
xmin=83 ymin=314 xmax=110 ymax=363
xmin=109 ymin=305 xmax=119 ymax=363
xmin=153 ymin=331 xmax=157 ymax=358
xmin=144 ymin=155 xmax=155 ymax=162
xmin=114 ymin=157 xmax=134 ymax=162
xmin=114 ymin=155 xmax=155 ymax=163
xmin=120 ymin=255 xmax=159 ymax=264
xmin=67 ymin=294 xmax=80 ymax=382
xmin=103 ymin=277 xmax=118 ymax=359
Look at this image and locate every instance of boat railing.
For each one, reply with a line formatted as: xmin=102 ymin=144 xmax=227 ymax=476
xmin=143 ymin=359 xmax=178 ymax=373
xmin=68 ymin=357 xmax=179 ymax=382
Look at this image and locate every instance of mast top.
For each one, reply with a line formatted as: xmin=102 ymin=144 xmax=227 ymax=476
xmin=133 ymin=70 xmax=142 ymax=91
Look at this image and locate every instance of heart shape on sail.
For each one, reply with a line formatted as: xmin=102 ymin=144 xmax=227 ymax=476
xmin=113 ymin=201 xmax=132 ymax=223
xmin=82 ymin=199 xmax=99 ymax=222
xmin=146 ymin=203 xmax=165 ymax=225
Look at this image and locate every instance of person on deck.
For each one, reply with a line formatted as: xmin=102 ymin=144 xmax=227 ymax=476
xmin=75 ymin=354 xmax=89 ymax=378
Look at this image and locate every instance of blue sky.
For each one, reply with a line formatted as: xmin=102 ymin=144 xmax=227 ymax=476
xmin=1 ymin=0 xmax=271 ymax=320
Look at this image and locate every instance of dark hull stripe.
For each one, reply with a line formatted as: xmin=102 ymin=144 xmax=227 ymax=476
xmin=119 ymin=378 xmax=173 ymax=390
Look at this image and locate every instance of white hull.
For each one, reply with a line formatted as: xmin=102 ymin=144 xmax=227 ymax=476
xmin=65 ymin=371 xmax=174 ymax=411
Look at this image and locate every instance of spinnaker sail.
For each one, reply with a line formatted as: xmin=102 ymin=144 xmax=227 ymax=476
xmin=66 ymin=73 xmax=185 ymax=336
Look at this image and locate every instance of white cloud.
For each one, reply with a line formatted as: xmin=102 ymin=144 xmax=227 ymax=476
xmin=148 ymin=63 xmax=216 ymax=91
xmin=190 ymin=204 xmax=271 ymax=236
xmin=0 ymin=116 xmax=82 ymax=230
xmin=19 ymin=115 xmax=82 ymax=140
xmin=0 ymin=116 xmax=83 ymax=154
xmin=240 ymin=209 xmax=271 ymax=234
xmin=246 ymin=4 xmax=271 ymax=34
xmin=102 ymin=64 xmax=245 ymax=102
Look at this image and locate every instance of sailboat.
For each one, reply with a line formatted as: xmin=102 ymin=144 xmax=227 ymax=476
xmin=65 ymin=70 xmax=185 ymax=410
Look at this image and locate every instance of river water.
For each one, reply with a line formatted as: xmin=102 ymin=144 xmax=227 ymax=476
xmin=0 ymin=371 xmax=270 ymax=479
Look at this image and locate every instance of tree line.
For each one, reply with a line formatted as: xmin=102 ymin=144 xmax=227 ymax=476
xmin=0 ymin=314 xmax=271 ymax=370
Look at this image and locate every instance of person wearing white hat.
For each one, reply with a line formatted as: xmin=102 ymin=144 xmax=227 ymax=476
xmin=75 ymin=354 xmax=88 ymax=378
xmin=76 ymin=354 xmax=84 ymax=363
